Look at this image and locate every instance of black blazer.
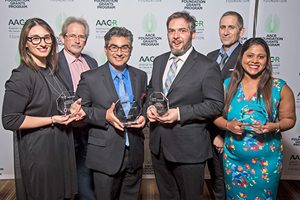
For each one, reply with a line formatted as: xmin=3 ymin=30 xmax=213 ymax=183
xmin=148 ymin=48 xmax=224 ymax=163
xmin=207 ymin=43 xmax=242 ymax=80
xmin=57 ymin=49 xmax=98 ymax=92
xmin=76 ymin=63 xmax=147 ymax=175
xmin=57 ymin=49 xmax=99 ymax=147
xmin=207 ymin=43 xmax=242 ymax=139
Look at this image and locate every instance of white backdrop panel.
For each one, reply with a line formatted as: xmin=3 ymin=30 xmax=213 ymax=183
xmin=1 ymin=0 xmax=298 ymax=181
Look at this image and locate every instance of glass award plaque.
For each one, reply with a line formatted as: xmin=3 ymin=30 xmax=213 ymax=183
xmin=114 ymin=97 xmax=142 ymax=127
xmin=149 ymin=91 xmax=169 ymax=116
xmin=56 ymin=91 xmax=75 ymax=115
xmin=239 ymin=104 xmax=267 ymax=132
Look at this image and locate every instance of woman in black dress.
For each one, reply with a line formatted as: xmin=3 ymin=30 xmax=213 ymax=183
xmin=2 ymin=18 xmax=79 ymax=200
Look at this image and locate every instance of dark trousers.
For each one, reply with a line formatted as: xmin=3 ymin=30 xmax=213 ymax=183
xmin=74 ymin=129 xmax=96 ymax=200
xmin=93 ymin=148 xmax=142 ymax=200
xmin=151 ymin=148 xmax=205 ymax=200
xmin=207 ymin=146 xmax=225 ymax=200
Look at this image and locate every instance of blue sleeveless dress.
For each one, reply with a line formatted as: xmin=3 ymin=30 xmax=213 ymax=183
xmin=223 ymin=78 xmax=285 ymax=200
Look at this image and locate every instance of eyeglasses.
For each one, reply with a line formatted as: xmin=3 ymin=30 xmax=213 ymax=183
xmin=27 ymin=35 xmax=53 ymax=45
xmin=107 ymin=44 xmax=131 ymax=53
xmin=65 ymin=33 xmax=87 ymax=41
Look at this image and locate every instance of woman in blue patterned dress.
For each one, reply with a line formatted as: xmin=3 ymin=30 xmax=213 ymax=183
xmin=214 ymin=38 xmax=296 ymax=199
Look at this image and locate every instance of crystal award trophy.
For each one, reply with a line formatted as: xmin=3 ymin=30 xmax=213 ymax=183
xmin=239 ymin=104 xmax=267 ymax=132
xmin=114 ymin=97 xmax=142 ymax=127
xmin=149 ymin=91 xmax=169 ymax=116
xmin=56 ymin=91 xmax=75 ymax=115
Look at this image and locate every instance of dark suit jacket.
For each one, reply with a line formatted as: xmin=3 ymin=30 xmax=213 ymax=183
xmin=76 ymin=63 xmax=147 ymax=175
xmin=207 ymin=43 xmax=242 ymax=80
xmin=57 ymin=49 xmax=98 ymax=92
xmin=207 ymin=43 xmax=242 ymax=139
xmin=148 ymin=48 xmax=224 ymax=163
xmin=57 ymin=49 xmax=98 ymax=149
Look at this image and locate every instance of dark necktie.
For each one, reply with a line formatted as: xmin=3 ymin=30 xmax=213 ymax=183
xmin=164 ymin=57 xmax=179 ymax=95
xmin=219 ymin=52 xmax=228 ymax=70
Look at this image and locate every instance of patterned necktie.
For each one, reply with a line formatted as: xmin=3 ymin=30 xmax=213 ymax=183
xmin=117 ymin=73 xmax=130 ymax=146
xmin=219 ymin=52 xmax=228 ymax=70
xmin=164 ymin=57 xmax=179 ymax=95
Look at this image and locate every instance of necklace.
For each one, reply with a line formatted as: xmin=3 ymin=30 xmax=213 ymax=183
xmin=40 ymin=67 xmax=74 ymax=115
xmin=42 ymin=67 xmax=66 ymax=97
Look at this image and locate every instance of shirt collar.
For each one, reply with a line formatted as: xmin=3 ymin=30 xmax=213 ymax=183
xmin=63 ymin=49 xmax=83 ymax=65
xmin=220 ymin=42 xmax=239 ymax=57
xmin=109 ymin=63 xmax=129 ymax=80
xmin=169 ymin=46 xmax=193 ymax=62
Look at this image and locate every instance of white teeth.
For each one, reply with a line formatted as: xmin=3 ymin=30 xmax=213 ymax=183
xmin=249 ymin=65 xmax=259 ymax=69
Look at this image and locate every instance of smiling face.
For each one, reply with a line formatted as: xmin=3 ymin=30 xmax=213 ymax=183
xmin=26 ymin=25 xmax=52 ymax=67
xmin=105 ymin=36 xmax=132 ymax=71
xmin=219 ymin=15 xmax=244 ymax=51
xmin=242 ymin=44 xmax=267 ymax=79
xmin=167 ymin=17 xmax=195 ymax=56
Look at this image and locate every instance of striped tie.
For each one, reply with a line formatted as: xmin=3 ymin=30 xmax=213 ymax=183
xmin=164 ymin=57 xmax=179 ymax=95
xmin=219 ymin=52 xmax=228 ymax=70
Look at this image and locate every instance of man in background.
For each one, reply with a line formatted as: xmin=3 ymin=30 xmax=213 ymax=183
xmin=58 ymin=16 xmax=98 ymax=200
xmin=206 ymin=11 xmax=245 ymax=200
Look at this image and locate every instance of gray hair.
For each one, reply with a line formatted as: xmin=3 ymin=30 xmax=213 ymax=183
xmin=220 ymin=11 xmax=244 ymax=29
xmin=61 ymin=16 xmax=89 ymax=37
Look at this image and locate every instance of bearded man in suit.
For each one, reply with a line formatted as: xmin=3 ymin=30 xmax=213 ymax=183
xmin=147 ymin=11 xmax=224 ymax=200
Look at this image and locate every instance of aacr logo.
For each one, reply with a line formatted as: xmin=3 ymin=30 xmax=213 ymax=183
xmin=8 ymin=19 xmax=26 ymax=26
xmin=96 ymin=20 xmax=117 ymax=26
xmin=142 ymin=13 xmax=157 ymax=32
xmin=290 ymin=155 xmax=300 ymax=160
xmin=271 ymin=56 xmax=280 ymax=63
xmin=139 ymin=56 xmax=155 ymax=62
xmin=196 ymin=20 xmax=204 ymax=28
xmin=265 ymin=14 xmax=280 ymax=33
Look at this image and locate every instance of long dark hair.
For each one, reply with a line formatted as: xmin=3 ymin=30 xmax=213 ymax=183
xmin=19 ymin=18 xmax=58 ymax=71
xmin=224 ymin=37 xmax=273 ymax=119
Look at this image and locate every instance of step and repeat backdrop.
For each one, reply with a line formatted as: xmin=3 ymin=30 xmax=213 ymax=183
xmin=0 ymin=0 xmax=299 ymax=180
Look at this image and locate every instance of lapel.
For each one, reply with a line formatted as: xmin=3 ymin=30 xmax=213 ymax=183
xmin=128 ymin=66 xmax=139 ymax=102
xmin=211 ymin=50 xmax=219 ymax=61
xmin=167 ymin=49 xmax=197 ymax=95
xmin=222 ymin=43 xmax=242 ymax=78
xmin=159 ymin=54 xmax=170 ymax=92
xmin=58 ymin=50 xmax=74 ymax=92
xmin=82 ymin=54 xmax=97 ymax=70
xmin=102 ymin=63 xmax=119 ymax=103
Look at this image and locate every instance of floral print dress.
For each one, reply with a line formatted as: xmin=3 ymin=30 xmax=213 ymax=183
xmin=223 ymin=78 xmax=285 ymax=200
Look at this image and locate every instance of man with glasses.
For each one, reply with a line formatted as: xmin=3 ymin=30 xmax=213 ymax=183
xmin=74 ymin=27 xmax=147 ymax=200
xmin=58 ymin=16 xmax=98 ymax=200
xmin=206 ymin=11 xmax=245 ymax=200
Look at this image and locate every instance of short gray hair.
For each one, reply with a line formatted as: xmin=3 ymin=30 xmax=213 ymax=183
xmin=220 ymin=11 xmax=244 ymax=29
xmin=61 ymin=16 xmax=89 ymax=37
